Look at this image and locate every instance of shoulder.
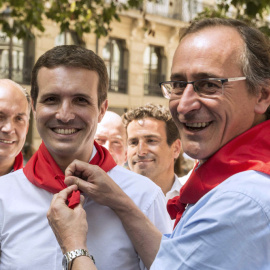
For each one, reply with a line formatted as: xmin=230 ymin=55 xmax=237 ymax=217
xmin=211 ymin=170 xmax=270 ymax=211
xmin=0 ymin=169 xmax=26 ymax=186
xmin=180 ymin=170 xmax=270 ymax=232
xmin=155 ymin=171 xmax=270 ymax=269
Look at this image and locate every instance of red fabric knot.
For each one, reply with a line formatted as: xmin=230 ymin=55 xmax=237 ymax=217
xmin=167 ymin=196 xmax=187 ymax=229
xmin=24 ymin=140 xmax=117 ymax=209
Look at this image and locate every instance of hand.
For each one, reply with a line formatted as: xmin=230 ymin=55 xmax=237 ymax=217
xmin=64 ymin=160 xmax=162 ymax=269
xmin=64 ymin=160 xmax=128 ymax=210
xmin=47 ymin=185 xmax=88 ymax=253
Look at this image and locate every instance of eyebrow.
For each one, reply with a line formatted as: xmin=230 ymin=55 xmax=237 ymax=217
xmin=128 ymin=134 xmax=161 ymax=140
xmin=0 ymin=111 xmax=28 ymax=117
xmin=39 ymin=92 xmax=94 ymax=101
xmin=18 ymin=112 xmax=29 ymax=117
xmin=170 ymin=72 xmax=222 ymax=81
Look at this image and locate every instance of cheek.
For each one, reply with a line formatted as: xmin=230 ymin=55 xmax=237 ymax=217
xmin=169 ymin=100 xmax=179 ymax=114
xmin=127 ymin=148 xmax=135 ymax=159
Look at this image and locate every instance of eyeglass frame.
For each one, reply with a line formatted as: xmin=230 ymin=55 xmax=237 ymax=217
xmin=159 ymin=76 xmax=247 ymax=99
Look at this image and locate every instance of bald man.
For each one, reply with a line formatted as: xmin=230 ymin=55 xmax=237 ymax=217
xmin=0 ymin=79 xmax=30 ymax=175
xmin=95 ymin=111 xmax=127 ymax=166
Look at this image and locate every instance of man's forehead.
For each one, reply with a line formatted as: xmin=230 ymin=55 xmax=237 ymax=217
xmin=172 ymin=27 xmax=243 ymax=78
xmin=96 ymin=123 xmax=124 ymax=137
xmin=127 ymin=118 xmax=166 ymax=136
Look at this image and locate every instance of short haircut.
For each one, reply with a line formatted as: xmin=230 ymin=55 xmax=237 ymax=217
xmin=31 ymin=45 xmax=108 ymax=109
xmin=122 ymin=103 xmax=180 ymax=146
xmin=181 ymin=18 xmax=270 ymax=119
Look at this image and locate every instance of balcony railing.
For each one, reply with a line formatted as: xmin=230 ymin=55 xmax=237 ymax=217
xmin=0 ymin=66 xmax=32 ymax=84
xmin=144 ymin=73 xmax=165 ymax=97
xmin=108 ymin=67 xmax=128 ymax=94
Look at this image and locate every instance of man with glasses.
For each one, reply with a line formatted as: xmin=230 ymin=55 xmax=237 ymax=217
xmin=48 ymin=18 xmax=270 ymax=269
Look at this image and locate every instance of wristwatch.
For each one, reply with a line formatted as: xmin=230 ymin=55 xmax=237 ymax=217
xmin=62 ymin=249 xmax=95 ymax=270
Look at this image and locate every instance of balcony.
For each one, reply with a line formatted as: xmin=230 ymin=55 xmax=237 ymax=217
xmin=108 ymin=67 xmax=128 ymax=94
xmin=144 ymin=73 xmax=165 ymax=97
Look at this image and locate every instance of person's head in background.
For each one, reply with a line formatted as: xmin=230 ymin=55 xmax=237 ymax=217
xmin=0 ymin=79 xmax=30 ymax=175
xmin=122 ymin=103 xmax=181 ymax=195
xmin=95 ymin=111 xmax=127 ymax=166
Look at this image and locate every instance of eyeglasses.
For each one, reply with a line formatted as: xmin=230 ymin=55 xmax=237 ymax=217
xmin=159 ymin=77 xmax=247 ymax=100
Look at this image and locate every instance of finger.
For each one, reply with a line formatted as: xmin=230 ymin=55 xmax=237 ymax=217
xmin=65 ymin=176 xmax=92 ymax=194
xmin=65 ymin=160 xmax=95 ymax=179
xmin=56 ymin=185 xmax=78 ymax=202
xmin=65 ymin=159 xmax=85 ymax=177
xmin=80 ymin=194 xmax=85 ymax=206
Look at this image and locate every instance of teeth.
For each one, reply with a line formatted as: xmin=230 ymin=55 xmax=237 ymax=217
xmin=185 ymin=122 xmax=209 ymax=128
xmin=53 ymin=128 xmax=77 ymax=135
xmin=0 ymin=140 xmax=13 ymax=144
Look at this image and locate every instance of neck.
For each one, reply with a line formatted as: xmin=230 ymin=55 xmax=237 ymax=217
xmin=49 ymin=148 xmax=94 ymax=173
xmin=154 ymin=171 xmax=175 ymax=195
xmin=0 ymin=158 xmax=15 ymax=176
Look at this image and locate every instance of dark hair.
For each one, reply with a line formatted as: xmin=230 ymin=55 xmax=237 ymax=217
xmin=31 ymin=45 xmax=108 ymax=108
xmin=122 ymin=103 xmax=180 ymax=146
xmin=181 ymin=18 xmax=270 ymax=119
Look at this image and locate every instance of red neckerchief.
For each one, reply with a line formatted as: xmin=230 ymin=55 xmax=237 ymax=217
xmin=167 ymin=120 xmax=270 ymax=229
xmin=23 ymin=140 xmax=117 ymax=208
xmin=13 ymin=152 xmax=24 ymax=171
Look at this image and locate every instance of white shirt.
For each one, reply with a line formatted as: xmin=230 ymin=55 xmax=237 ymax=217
xmin=165 ymin=172 xmax=191 ymax=229
xmin=0 ymin=166 xmax=171 ymax=270
xmin=166 ymin=172 xmax=191 ymax=202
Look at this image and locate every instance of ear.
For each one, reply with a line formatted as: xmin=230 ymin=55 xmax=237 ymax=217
xmin=31 ymin=99 xmax=36 ymax=120
xmin=98 ymin=99 xmax=108 ymax=123
xmin=172 ymin=138 xmax=182 ymax=159
xmin=254 ymin=83 xmax=270 ymax=115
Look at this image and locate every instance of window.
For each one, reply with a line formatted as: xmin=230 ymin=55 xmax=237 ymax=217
xmin=0 ymin=31 xmax=34 ymax=84
xmin=102 ymin=38 xmax=128 ymax=94
xmin=55 ymin=31 xmax=84 ymax=46
xmin=144 ymin=45 xmax=166 ymax=96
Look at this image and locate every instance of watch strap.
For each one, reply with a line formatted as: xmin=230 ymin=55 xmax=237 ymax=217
xmin=64 ymin=249 xmax=95 ymax=269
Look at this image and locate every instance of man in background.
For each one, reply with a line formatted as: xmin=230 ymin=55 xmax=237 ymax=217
xmin=95 ymin=110 xmax=127 ymax=166
xmin=0 ymin=79 xmax=30 ymax=175
xmin=122 ymin=103 xmax=189 ymax=201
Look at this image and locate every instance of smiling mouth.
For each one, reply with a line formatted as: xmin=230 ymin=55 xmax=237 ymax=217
xmin=0 ymin=139 xmax=14 ymax=144
xmin=134 ymin=159 xmax=154 ymax=165
xmin=52 ymin=128 xmax=78 ymax=135
xmin=184 ymin=121 xmax=211 ymax=131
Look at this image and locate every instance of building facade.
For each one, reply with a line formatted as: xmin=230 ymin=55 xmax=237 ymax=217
xmin=0 ymin=0 xmax=213 ymax=150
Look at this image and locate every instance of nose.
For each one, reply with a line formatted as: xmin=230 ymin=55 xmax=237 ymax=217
xmin=1 ymin=120 xmax=15 ymax=134
xmin=137 ymin=141 xmax=148 ymax=157
xmin=175 ymin=84 xmax=201 ymax=115
xmin=55 ymin=101 xmax=75 ymax=123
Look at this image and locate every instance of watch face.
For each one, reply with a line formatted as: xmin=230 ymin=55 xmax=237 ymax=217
xmin=62 ymin=255 xmax=68 ymax=270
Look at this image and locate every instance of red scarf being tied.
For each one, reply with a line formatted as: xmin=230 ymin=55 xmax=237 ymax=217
xmin=23 ymin=141 xmax=117 ymax=208
xmin=167 ymin=120 xmax=270 ymax=229
xmin=13 ymin=152 xmax=24 ymax=171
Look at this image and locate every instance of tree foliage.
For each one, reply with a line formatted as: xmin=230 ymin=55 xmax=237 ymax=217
xmin=193 ymin=0 xmax=270 ymax=35
xmin=0 ymin=0 xmax=144 ymax=39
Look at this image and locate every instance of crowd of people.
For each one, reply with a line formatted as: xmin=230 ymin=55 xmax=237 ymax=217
xmin=0 ymin=17 xmax=270 ymax=270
